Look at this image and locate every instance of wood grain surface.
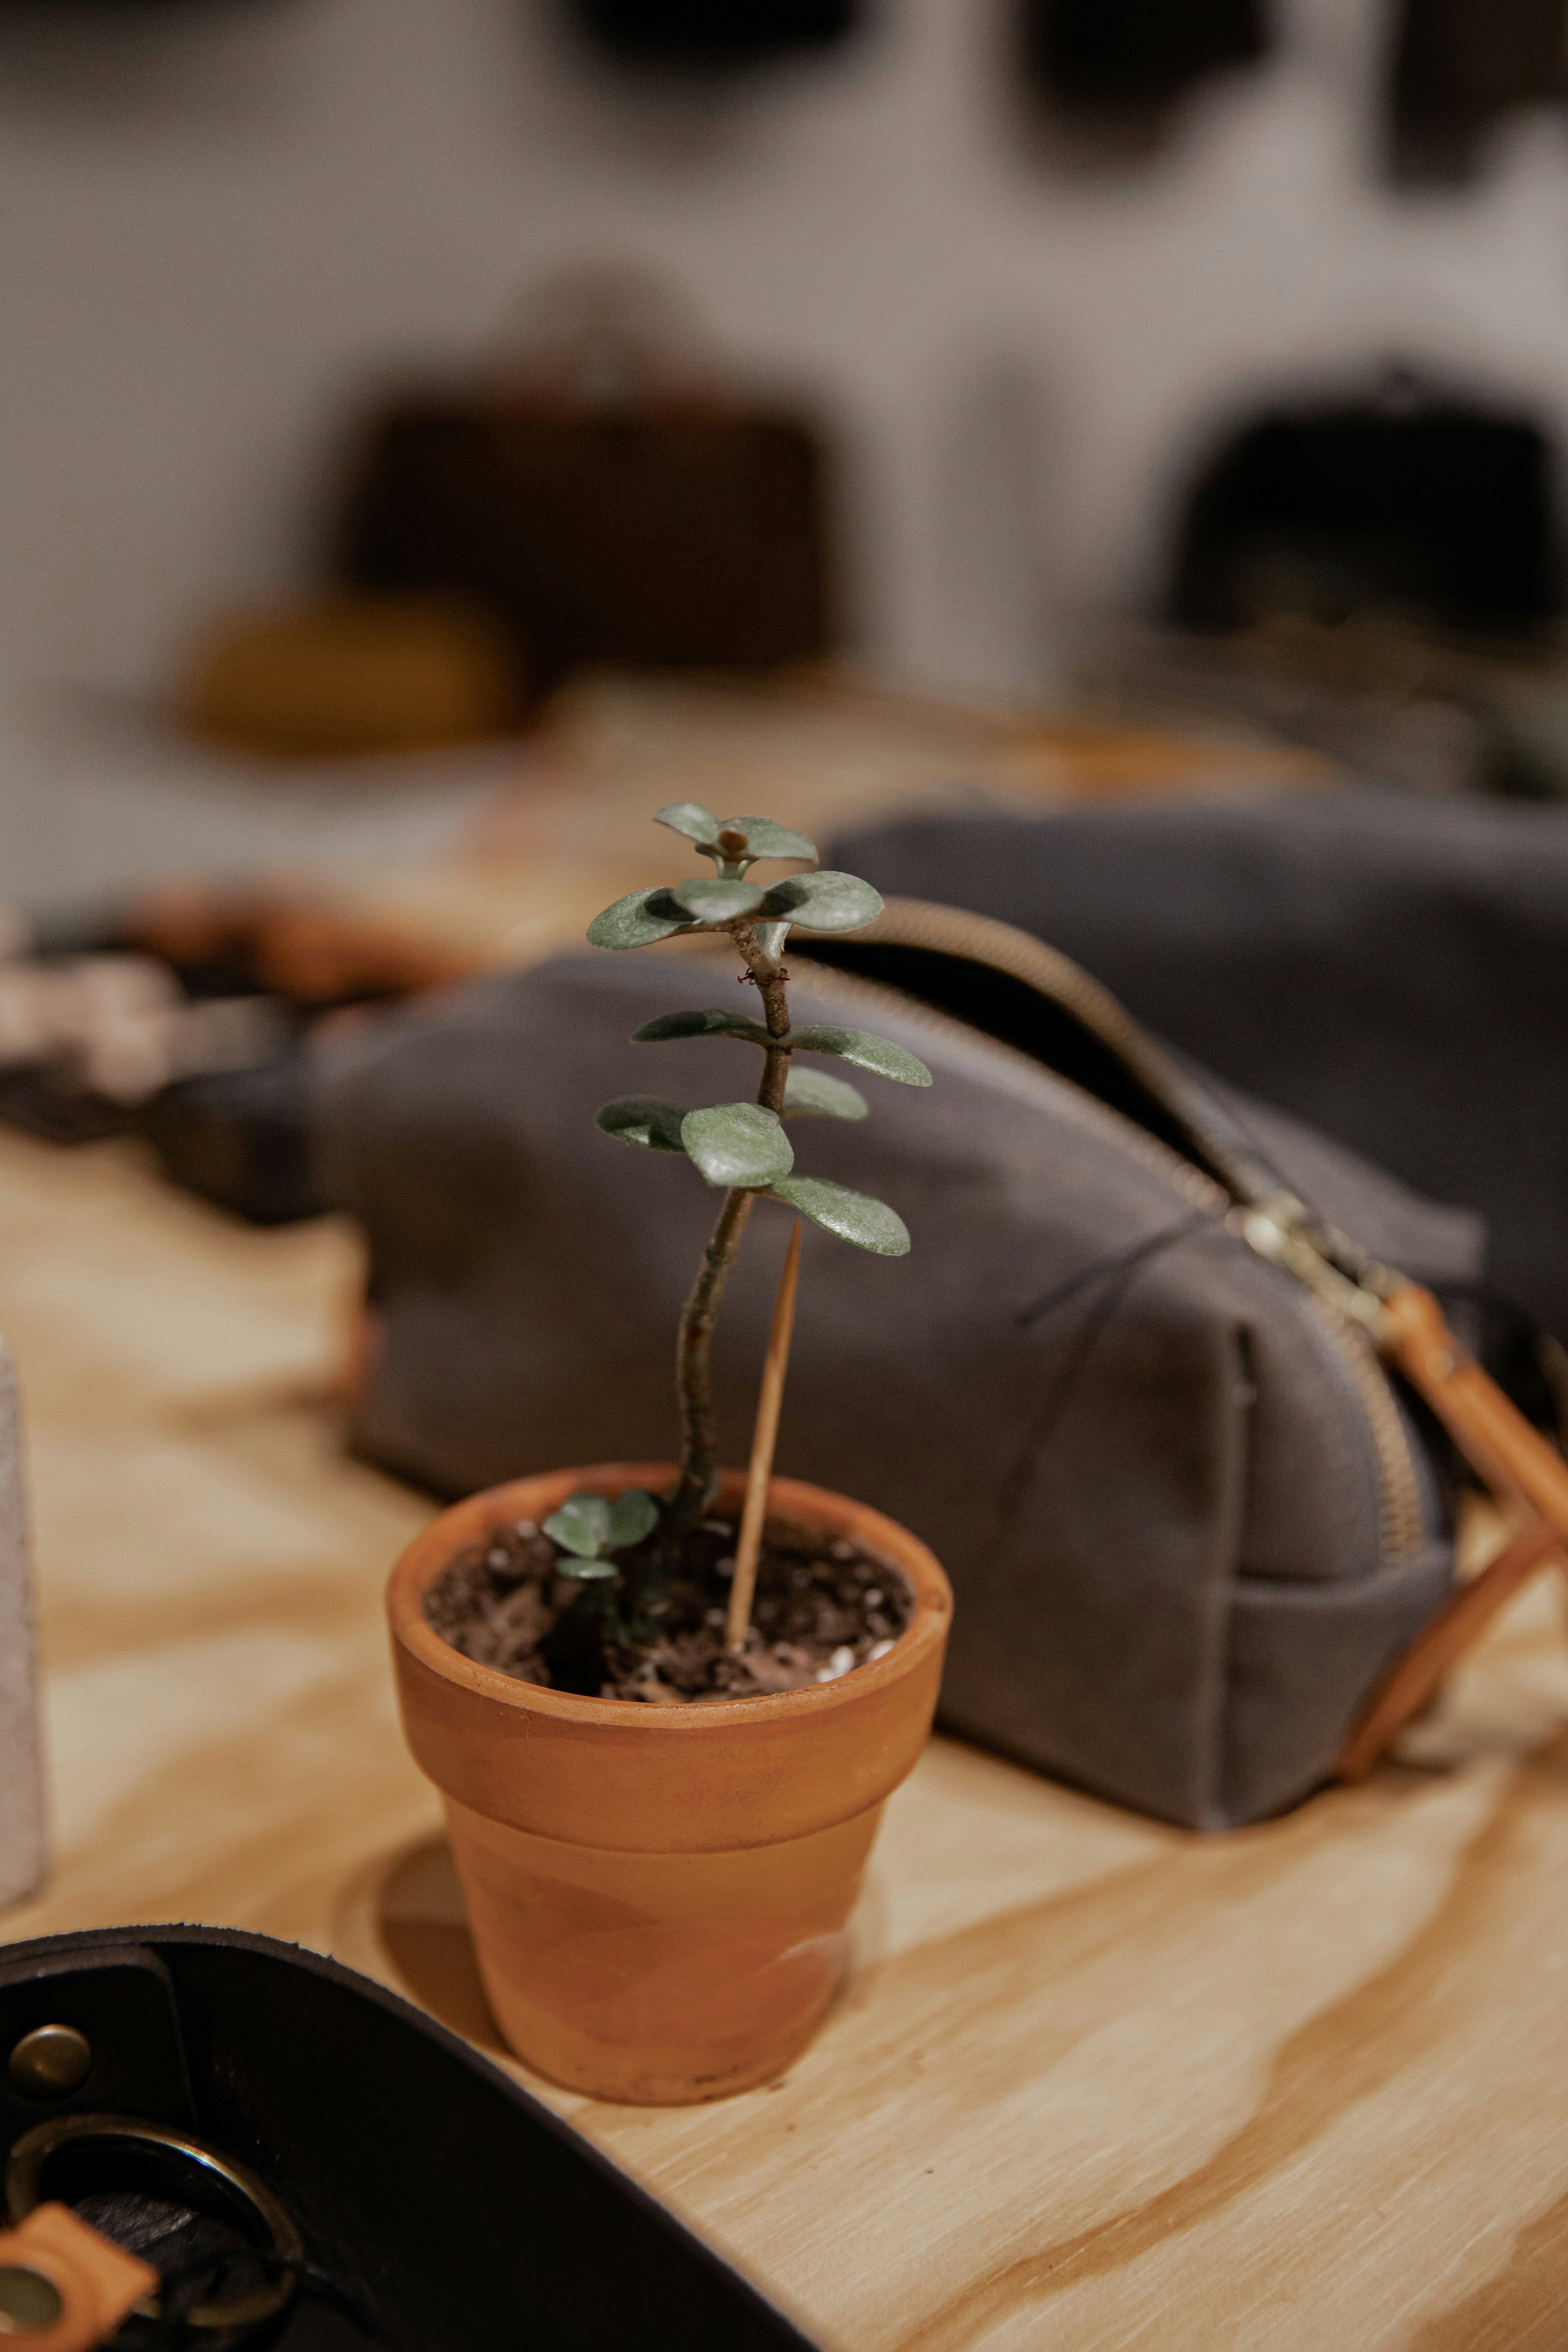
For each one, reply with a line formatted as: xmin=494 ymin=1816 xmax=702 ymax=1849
xmin=314 ymin=669 xmax=1335 ymax=975
xmin=3 ymin=1129 xmax=1567 ymax=2350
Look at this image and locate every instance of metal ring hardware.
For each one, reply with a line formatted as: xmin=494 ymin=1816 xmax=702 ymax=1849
xmin=5 ymin=2113 xmax=303 ymax=2336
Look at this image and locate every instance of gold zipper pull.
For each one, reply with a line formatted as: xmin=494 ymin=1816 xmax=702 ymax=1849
xmin=1234 ymin=1191 xmax=1399 ymax=1336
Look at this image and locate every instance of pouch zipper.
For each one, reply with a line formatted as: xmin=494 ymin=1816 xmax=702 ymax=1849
xmin=774 ymin=898 xmax=1428 ymax=1562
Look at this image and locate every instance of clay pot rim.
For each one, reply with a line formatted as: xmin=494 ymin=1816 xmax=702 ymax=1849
xmin=388 ymin=1461 xmax=951 ymax=1736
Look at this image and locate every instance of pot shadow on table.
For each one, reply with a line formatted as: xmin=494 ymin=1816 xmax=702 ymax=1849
xmin=370 ymin=1833 xmax=509 ymax=2056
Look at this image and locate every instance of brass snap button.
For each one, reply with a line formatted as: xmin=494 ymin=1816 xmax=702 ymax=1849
xmin=5 ymin=2028 xmax=92 ymax=2103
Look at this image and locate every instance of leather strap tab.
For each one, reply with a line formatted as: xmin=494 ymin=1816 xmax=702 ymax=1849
xmin=1336 ymin=1282 xmax=1568 ymax=1779
xmin=1338 ymin=1519 xmax=1561 ymax=1781
xmin=0 ymin=2203 xmax=156 ymax=2350
xmin=1380 ymin=1283 xmax=1568 ymax=1537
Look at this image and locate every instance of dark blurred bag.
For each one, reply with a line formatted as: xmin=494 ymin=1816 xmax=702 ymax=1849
xmin=314 ymin=902 xmax=1492 ymax=1831
xmin=574 ymin=0 xmax=859 ymax=63
xmin=1388 ymin=0 xmax=1566 ymax=183
xmin=1020 ymin=0 xmax=1266 ymax=120
xmin=336 ymin=273 xmax=834 ymax=696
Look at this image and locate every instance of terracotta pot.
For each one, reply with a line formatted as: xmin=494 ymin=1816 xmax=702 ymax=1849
xmin=387 ymin=1463 xmax=950 ymax=2105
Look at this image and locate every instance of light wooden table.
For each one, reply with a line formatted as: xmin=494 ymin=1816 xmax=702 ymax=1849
xmin=299 ymin=668 xmax=1335 ymax=978
xmin=4 ymin=1125 xmax=1568 ymax=2352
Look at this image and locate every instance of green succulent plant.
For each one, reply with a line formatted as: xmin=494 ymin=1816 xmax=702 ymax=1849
xmin=583 ymin=804 xmax=931 ymax=1594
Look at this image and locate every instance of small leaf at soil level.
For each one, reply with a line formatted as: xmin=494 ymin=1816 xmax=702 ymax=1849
xmin=633 ymin=1008 xmax=772 ymax=1046
xmin=670 ymin=876 xmax=766 ymax=923
xmin=607 ymin=1488 xmax=659 ymax=1549
xmin=769 ymin=1176 xmax=911 ymax=1256
xmin=782 ymin=1067 xmax=868 ymax=1120
xmin=783 ymin=1025 xmax=933 ymax=1086
xmin=587 ymin=888 xmax=693 ymax=951
xmin=544 ymin=1494 xmax=614 ymax=1557
xmin=596 ymin=1096 xmax=689 ymax=1152
xmin=681 ymin=1102 xmax=795 ymax=1189
xmin=654 ymin=802 xmax=722 ymax=846
xmin=726 ymin=816 xmax=818 ymax=863
xmin=758 ymin=871 xmax=884 ymax=933
xmin=556 ymin=1557 xmax=620 ymax=1581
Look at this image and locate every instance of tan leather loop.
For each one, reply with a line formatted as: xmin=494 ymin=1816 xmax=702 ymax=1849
xmin=0 ymin=2204 xmax=156 ymax=2351
xmin=1337 ymin=1283 xmax=1568 ymax=1780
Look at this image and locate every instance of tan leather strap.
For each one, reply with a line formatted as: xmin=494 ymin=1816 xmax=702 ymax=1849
xmin=1336 ymin=1282 xmax=1568 ymax=1779
xmin=1380 ymin=1283 xmax=1568 ymax=1535
xmin=1337 ymin=1518 xmax=1560 ymax=1780
xmin=0 ymin=2203 xmax=157 ymax=2350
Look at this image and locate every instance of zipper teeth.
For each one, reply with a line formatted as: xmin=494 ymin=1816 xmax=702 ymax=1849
xmin=1303 ymin=1298 xmax=1425 ymax=1559
xmin=771 ymin=902 xmax=1427 ymax=1562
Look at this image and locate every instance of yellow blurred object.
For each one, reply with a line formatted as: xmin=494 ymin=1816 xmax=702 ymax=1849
xmin=180 ymin=596 xmax=524 ymax=758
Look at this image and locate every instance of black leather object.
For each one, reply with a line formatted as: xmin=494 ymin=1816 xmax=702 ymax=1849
xmin=0 ymin=1927 xmax=815 ymax=2350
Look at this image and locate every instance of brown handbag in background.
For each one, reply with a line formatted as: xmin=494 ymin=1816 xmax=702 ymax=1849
xmin=334 ymin=268 xmax=836 ymax=702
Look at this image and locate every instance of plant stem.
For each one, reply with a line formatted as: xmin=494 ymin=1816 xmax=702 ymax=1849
xmin=670 ymin=921 xmax=793 ymax=1527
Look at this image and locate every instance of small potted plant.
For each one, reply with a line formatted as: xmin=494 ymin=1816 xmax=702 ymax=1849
xmin=387 ymin=805 xmax=952 ymax=2104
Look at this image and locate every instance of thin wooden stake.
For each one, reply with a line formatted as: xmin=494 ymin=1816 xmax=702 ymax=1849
xmin=726 ymin=1222 xmax=803 ymax=1654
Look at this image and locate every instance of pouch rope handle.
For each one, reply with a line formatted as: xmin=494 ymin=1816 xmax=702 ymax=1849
xmin=1337 ymin=1282 xmax=1568 ymax=1780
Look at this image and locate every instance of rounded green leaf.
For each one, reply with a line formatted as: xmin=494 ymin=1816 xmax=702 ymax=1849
xmin=596 ymin=1096 xmax=689 ymax=1152
xmin=680 ymin=1102 xmax=796 ymax=1189
xmin=758 ymin=871 xmax=884 ymax=934
xmin=545 ymin=1493 xmax=613 ymax=1557
xmin=783 ymin=1025 xmax=934 ymax=1086
xmin=632 ymin=1008 xmax=771 ymax=1046
xmin=556 ymin=1557 xmax=620 ymax=1582
xmin=670 ymin=877 xmax=766 ymax=923
xmin=725 ymin=817 xmax=819 ymax=863
xmin=655 ymin=802 xmax=721 ymax=846
xmin=607 ymin=1488 xmax=659 ymax=1549
xmin=587 ymin=888 xmax=693 ymax=951
xmin=782 ymin=1067 xmax=869 ymax=1121
xmin=768 ymin=1177 xmax=911 ymax=1256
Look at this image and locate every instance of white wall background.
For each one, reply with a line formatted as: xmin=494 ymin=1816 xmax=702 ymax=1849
xmin=5 ymin=0 xmax=1568 ymax=708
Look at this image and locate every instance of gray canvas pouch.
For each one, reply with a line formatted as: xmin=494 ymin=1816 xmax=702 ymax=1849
xmin=312 ymin=903 xmax=1483 ymax=1831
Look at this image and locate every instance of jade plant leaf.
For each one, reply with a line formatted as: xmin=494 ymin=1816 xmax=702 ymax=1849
xmin=783 ymin=1025 xmax=933 ymax=1086
xmin=768 ymin=1176 xmax=911 ymax=1256
xmin=654 ymin=803 xmax=722 ymax=847
xmin=669 ymin=877 xmax=766 ymax=923
xmin=596 ymin=1096 xmax=689 ymax=1152
xmin=544 ymin=1493 xmax=614 ymax=1557
xmin=586 ymin=888 xmax=693 ymax=951
xmin=781 ymin=1067 xmax=869 ymax=1121
xmin=632 ymin=1009 xmax=772 ymax=1046
xmin=758 ymin=871 xmax=884 ymax=933
xmin=680 ymin=1102 xmax=795 ymax=1189
xmin=607 ymin=1488 xmax=659 ymax=1549
xmin=556 ymin=1557 xmax=620 ymax=1581
xmin=726 ymin=817 xmax=818 ymax=863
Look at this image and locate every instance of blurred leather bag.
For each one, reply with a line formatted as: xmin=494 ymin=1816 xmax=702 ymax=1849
xmin=336 ymin=272 xmax=833 ymax=695
xmin=314 ymin=900 xmax=1544 ymax=1830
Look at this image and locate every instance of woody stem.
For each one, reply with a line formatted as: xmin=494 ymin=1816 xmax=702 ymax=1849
xmin=670 ymin=922 xmax=792 ymax=1527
